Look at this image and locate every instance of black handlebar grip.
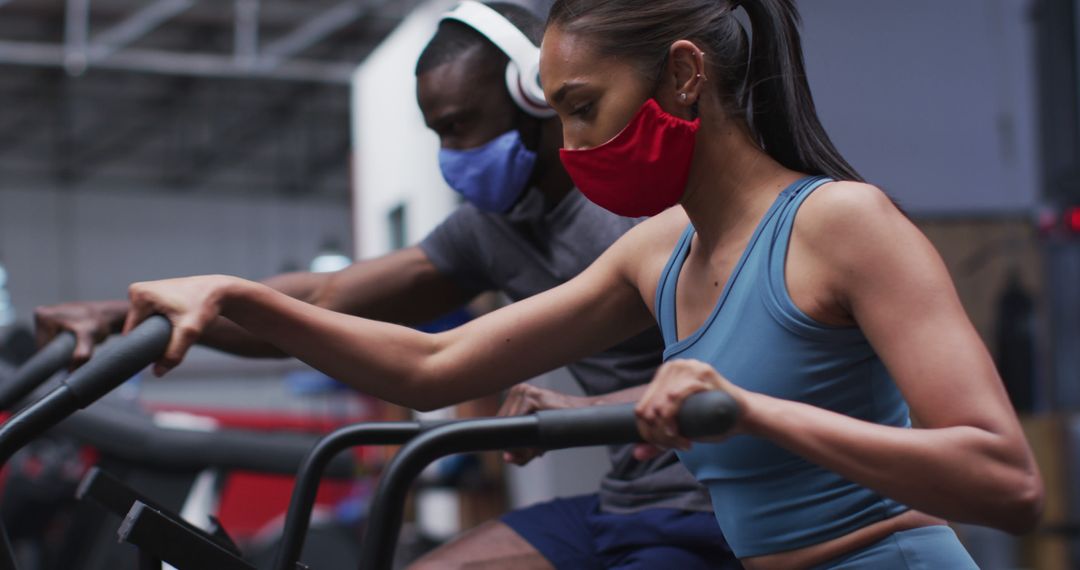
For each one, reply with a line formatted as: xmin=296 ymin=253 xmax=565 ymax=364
xmin=676 ymin=390 xmax=739 ymax=439
xmin=62 ymin=316 xmax=172 ymax=408
xmin=535 ymin=403 xmax=640 ymax=449
xmin=535 ymin=390 xmax=739 ymax=449
xmin=0 ymin=332 xmax=77 ymax=410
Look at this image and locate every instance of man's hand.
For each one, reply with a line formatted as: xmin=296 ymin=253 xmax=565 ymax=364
xmin=498 ymin=383 xmax=586 ymax=465
xmin=34 ymin=300 xmax=129 ymax=368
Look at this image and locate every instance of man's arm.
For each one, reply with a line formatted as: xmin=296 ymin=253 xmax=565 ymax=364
xmin=36 ymin=246 xmax=476 ymax=363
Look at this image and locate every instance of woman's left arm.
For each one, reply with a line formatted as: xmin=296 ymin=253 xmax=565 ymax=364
xmin=638 ymin=183 xmax=1043 ymax=533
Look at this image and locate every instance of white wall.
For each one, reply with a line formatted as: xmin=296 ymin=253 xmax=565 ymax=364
xmin=350 ymin=0 xmax=550 ymax=257
xmin=801 ymin=0 xmax=1040 ymax=214
xmin=0 ymin=187 xmax=352 ymax=322
xmin=351 ymin=0 xmax=460 ymax=258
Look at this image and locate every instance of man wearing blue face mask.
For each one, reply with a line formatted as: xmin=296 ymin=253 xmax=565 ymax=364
xmin=34 ymin=3 xmax=737 ymax=569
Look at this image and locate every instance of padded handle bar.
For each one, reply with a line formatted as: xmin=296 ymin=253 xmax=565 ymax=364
xmin=54 ymin=400 xmax=354 ymax=477
xmin=0 ymin=315 xmax=171 ymax=464
xmin=0 ymin=332 xmax=76 ymax=411
xmin=271 ymin=390 xmax=738 ymax=570
xmin=534 ymin=389 xmax=739 ymax=447
xmin=0 ymin=316 xmax=170 ymax=570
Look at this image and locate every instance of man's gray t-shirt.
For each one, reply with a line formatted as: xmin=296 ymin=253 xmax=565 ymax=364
xmin=418 ymin=189 xmax=713 ymax=514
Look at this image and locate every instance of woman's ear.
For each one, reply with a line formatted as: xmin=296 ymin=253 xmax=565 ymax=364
xmin=654 ymin=40 xmax=707 ymax=120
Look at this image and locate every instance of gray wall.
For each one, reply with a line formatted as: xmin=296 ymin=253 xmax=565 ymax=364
xmin=528 ymin=0 xmax=1041 ymax=213
xmin=0 ymin=187 xmax=352 ymax=323
xmin=801 ymin=0 xmax=1040 ymax=214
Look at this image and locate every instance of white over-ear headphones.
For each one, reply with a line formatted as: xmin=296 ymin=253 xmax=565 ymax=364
xmin=440 ymin=1 xmax=556 ymax=118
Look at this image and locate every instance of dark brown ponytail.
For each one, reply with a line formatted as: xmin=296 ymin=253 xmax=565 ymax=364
xmin=740 ymin=0 xmax=862 ymax=181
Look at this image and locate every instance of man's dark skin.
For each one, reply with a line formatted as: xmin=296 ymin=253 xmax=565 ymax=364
xmin=35 ymin=44 xmax=646 ymax=570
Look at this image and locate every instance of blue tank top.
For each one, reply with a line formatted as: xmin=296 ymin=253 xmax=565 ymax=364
xmin=656 ymin=176 xmax=912 ymax=557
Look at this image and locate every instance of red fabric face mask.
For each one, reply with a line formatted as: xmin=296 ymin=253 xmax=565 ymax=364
xmin=559 ymin=98 xmax=700 ymax=217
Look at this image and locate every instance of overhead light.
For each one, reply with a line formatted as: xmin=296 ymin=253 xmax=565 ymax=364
xmin=310 ymin=239 xmax=351 ymax=273
xmin=0 ymin=262 xmax=14 ymax=327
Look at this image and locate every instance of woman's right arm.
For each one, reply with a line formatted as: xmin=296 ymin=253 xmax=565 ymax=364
xmin=126 ymin=221 xmax=664 ymax=411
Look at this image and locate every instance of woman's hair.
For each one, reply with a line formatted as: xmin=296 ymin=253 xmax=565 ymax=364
xmin=547 ymin=0 xmax=863 ymax=182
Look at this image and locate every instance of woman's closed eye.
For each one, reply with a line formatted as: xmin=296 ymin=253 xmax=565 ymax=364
xmin=569 ymin=101 xmax=595 ymax=119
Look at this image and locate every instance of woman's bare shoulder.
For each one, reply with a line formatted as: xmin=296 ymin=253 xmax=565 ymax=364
xmin=793 ymin=180 xmax=940 ymax=299
xmin=605 ymin=207 xmax=692 ymax=310
xmin=798 ymin=181 xmax=898 ymax=233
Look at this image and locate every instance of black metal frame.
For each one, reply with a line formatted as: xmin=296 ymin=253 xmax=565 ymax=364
xmin=356 ymin=416 xmax=540 ymax=570
xmin=272 ymin=421 xmax=424 ymax=570
xmin=274 ymin=392 xmax=736 ymax=570
xmin=77 ymin=467 xmax=243 ymax=557
xmin=0 ymin=315 xmax=738 ymax=570
xmin=119 ymin=502 xmax=257 ymax=570
xmin=110 ymin=391 xmax=736 ymax=570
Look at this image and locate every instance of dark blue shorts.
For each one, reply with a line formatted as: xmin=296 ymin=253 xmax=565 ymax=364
xmin=501 ymin=494 xmax=740 ymax=569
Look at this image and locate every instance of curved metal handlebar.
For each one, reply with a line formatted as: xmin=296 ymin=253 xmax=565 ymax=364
xmin=358 ymin=390 xmax=738 ymax=570
xmin=271 ymin=390 xmax=739 ymax=570
xmin=55 ymin=400 xmax=355 ymax=477
xmin=0 ymin=331 xmax=77 ymax=411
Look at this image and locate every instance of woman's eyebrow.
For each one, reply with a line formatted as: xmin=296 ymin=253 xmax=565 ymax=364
xmin=551 ymin=82 xmax=586 ymax=105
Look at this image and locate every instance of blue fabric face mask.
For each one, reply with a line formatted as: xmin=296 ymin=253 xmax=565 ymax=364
xmin=438 ymin=129 xmax=537 ymax=213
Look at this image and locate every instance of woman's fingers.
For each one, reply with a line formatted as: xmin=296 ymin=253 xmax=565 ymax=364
xmin=637 ymin=403 xmax=686 ymax=450
xmin=154 ymin=321 xmax=199 ymax=376
xmin=125 ymin=276 xmax=231 ymax=375
xmin=123 ymin=283 xmax=158 ymax=335
xmin=638 ymin=411 xmax=690 ymax=450
xmin=636 ymin=359 xmax=734 ymax=450
xmin=127 ymin=282 xmax=180 ymax=374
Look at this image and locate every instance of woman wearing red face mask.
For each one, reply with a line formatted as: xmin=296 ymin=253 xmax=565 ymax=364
xmin=123 ymin=1 xmax=1041 ymax=567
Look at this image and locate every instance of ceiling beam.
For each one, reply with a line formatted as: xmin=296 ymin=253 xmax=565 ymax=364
xmin=88 ymin=0 xmax=197 ymax=60
xmin=259 ymin=0 xmax=371 ymax=67
xmin=63 ymin=0 xmax=90 ymax=74
xmin=0 ymin=40 xmax=354 ymax=84
xmin=233 ymin=0 xmax=259 ymax=66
